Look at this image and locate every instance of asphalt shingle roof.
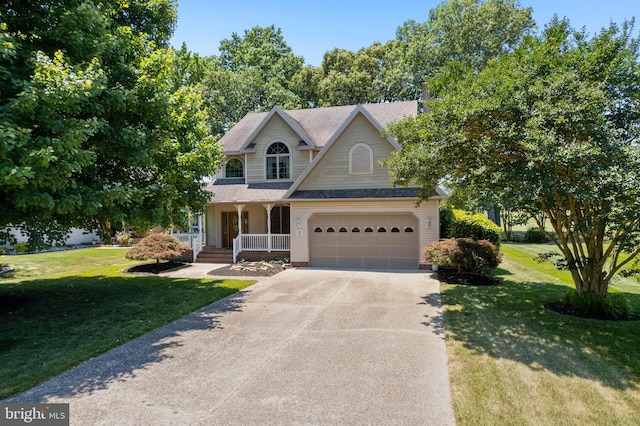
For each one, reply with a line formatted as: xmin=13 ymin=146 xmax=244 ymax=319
xmin=288 ymin=188 xmax=421 ymax=199
xmin=220 ymin=101 xmax=418 ymax=154
xmin=207 ymin=179 xmax=293 ymax=203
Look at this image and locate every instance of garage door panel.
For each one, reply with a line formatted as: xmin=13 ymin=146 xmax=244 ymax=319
xmin=309 ymin=214 xmax=418 ymax=269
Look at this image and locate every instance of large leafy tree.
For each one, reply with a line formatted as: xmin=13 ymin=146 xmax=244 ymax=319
xmin=393 ymin=0 xmax=534 ymax=100
xmin=288 ymin=0 xmax=534 ymax=109
xmin=387 ymin=20 xmax=640 ymax=297
xmin=307 ymin=42 xmax=401 ymax=107
xmin=0 ymin=1 xmax=221 ymax=243
xmin=202 ymin=25 xmax=304 ymax=133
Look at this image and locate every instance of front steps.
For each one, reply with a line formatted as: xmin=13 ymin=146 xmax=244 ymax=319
xmin=195 ymin=247 xmax=233 ymax=263
xmin=195 ymin=247 xmax=290 ymax=263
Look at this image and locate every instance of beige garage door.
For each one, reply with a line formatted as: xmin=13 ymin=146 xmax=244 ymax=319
xmin=309 ymin=214 xmax=419 ymax=268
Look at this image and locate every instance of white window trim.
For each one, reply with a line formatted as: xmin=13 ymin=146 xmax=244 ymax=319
xmin=349 ymin=143 xmax=374 ymax=175
xmin=225 ymin=158 xmax=244 ymax=179
xmin=265 ymin=141 xmax=292 ymax=181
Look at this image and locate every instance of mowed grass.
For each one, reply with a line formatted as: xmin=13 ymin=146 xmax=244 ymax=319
xmin=0 ymin=248 xmax=254 ymax=399
xmin=442 ymin=243 xmax=640 ymax=425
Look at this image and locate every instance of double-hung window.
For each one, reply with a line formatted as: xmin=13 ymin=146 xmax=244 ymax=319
xmin=266 ymin=142 xmax=290 ymax=180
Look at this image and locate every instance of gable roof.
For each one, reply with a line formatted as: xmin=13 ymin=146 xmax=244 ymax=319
xmin=219 ymin=100 xmax=417 ymax=155
xmin=282 ymin=105 xmax=403 ymax=198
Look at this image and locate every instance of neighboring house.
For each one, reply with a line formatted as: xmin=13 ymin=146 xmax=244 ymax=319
xmin=201 ymin=100 xmax=445 ymax=269
xmin=2 ymin=226 xmax=98 ymax=249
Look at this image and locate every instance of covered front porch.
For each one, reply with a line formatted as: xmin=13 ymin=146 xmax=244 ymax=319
xmin=204 ymin=202 xmax=292 ymax=263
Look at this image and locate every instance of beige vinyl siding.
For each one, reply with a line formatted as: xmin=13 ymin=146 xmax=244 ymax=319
xmin=206 ymin=203 xmax=270 ymax=248
xmin=297 ymin=113 xmax=395 ymax=191
xmin=290 ymin=199 xmax=440 ymax=265
xmin=245 ymin=115 xmax=310 ymax=184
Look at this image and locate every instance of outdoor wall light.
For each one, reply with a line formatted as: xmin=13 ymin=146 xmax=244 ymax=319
xmin=296 ymin=217 xmax=302 ymax=229
xmin=426 ymin=217 xmax=432 ymax=228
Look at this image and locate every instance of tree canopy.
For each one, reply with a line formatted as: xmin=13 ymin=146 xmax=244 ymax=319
xmin=1 ymin=1 xmax=221 ymax=244
xmin=201 ymin=25 xmax=304 ymax=133
xmin=386 ymin=19 xmax=640 ymax=296
xmin=198 ymin=0 xmax=535 ymax=124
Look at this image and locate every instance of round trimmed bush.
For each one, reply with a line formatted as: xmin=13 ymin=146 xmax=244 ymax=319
xmin=450 ymin=209 xmax=502 ymax=246
xmin=424 ymin=238 xmax=502 ymax=273
xmin=524 ymin=227 xmax=547 ymax=243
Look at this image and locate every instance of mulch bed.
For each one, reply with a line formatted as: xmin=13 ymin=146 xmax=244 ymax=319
xmin=436 ymin=270 xmax=503 ymax=286
xmin=544 ymin=301 xmax=640 ymax=321
xmin=125 ymin=261 xmax=188 ymax=274
xmin=208 ymin=262 xmax=285 ymax=277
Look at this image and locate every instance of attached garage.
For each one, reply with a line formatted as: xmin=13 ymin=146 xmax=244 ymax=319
xmin=308 ymin=214 xmax=419 ymax=268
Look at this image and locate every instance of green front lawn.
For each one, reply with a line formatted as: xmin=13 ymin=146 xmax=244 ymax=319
xmin=0 ymin=248 xmax=254 ymax=399
xmin=443 ymin=243 xmax=640 ymax=425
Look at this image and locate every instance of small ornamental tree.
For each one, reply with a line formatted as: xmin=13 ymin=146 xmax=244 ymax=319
xmin=126 ymin=234 xmax=189 ymax=264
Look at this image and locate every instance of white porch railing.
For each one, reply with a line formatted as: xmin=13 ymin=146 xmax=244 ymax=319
xmin=172 ymin=232 xmax=203 ymax=262
xmin=233 ymin=235 xmax=242 ymax=264
xmin=233 ymin=234 xmax=291 ymax=263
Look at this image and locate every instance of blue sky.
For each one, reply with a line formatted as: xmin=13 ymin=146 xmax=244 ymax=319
xmin=170 ymin=1 xmax=638 ymax=66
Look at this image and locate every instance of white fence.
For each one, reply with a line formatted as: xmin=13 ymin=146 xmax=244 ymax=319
xmin=233 ymin=234 xmax=291 ymax=263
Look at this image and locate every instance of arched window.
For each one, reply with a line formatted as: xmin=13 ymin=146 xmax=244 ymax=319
xmin=364 ymin=227 xmax=374 ymax=233
xmin=225 ymin=158 xmax=243 ymax=178
xmin=349 ymin=143 xmax=373 ymax=174
xmin=339 ymin=227 xmax=348 ymax=233
xmin=326 ymin=227 xmax=335 ymax=233
xmin=314 ymin=227 xmax=323 ymax=233
xmin=266 ymin=142 xmax=290 ymax=180
xmin=391 ymin=227 xmax=400 ymax=233
xmin=378 ymin=227 xmax=387 ymax=233
xmin=352 ymin=227 xmax=360 ymax=233
xmin=404 ymin=227 xmax=414 ymax=233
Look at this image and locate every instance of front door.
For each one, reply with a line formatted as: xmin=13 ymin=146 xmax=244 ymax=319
xmin=222 ymin=212 xmax=249 ymax=248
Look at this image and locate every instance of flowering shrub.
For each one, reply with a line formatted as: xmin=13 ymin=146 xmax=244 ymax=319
xmin=126 ymin=234 xmax=189 ymax=263
xmin=424 ymin=238 xmax=501 ymax=273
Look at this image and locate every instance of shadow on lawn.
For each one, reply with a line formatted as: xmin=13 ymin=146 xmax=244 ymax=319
xmin=1 ymin=275 xmax=248 ymax=402
xmin=441 ymin=274 xmax=640 ymax=391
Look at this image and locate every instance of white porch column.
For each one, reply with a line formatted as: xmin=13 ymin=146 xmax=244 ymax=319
xmin=264 ymin=204 xmax=274 ymax=252
xmin=234 ymin=204 xmax=245 ymax=237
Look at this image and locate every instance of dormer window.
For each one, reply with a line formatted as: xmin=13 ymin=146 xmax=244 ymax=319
xmin=225 ymin=158 xmax=243 ymax=178
xmin=266 ymin=142 xmax=290 ymax=180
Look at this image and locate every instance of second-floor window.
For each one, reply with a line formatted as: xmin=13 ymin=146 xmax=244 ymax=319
xmin=266 ymin=142 xmax=290 ymax=180
xmin=225 ymin=158 xmax=243 ymax=178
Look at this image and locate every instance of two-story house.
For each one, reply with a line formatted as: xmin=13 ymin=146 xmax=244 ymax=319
xmin=198 ymin=100 xmax=444 ymax=269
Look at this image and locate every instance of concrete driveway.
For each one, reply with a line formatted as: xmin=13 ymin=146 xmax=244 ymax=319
xmin=6 ymin=268 xmax=455 ymax=425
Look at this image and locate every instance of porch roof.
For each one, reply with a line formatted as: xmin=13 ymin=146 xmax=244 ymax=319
xmin=288 ymin=188 xmax=421 ymax=199
xmin=207 ymin=178 xmax=292 ymax=203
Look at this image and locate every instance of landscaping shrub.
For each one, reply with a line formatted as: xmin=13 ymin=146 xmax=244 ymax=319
xmin=13 ymin=242 xmax=29 ymax=254
xmin=115 ymin=231 xmax=132 ymax=246
xmin=125 ymin=234 xmax=189 ymax=264
xmin=562 ymin=290 xmax=632 ymax=319
xmin=450 ymin=209 xmax=502 ymax=246
xmin=524 ymin=227 xmax=547 ymax=243
xmin=424 ymin=238 xmax=501 ymax=273
xmin=440 ymin=205 xmax=455 ymax=238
